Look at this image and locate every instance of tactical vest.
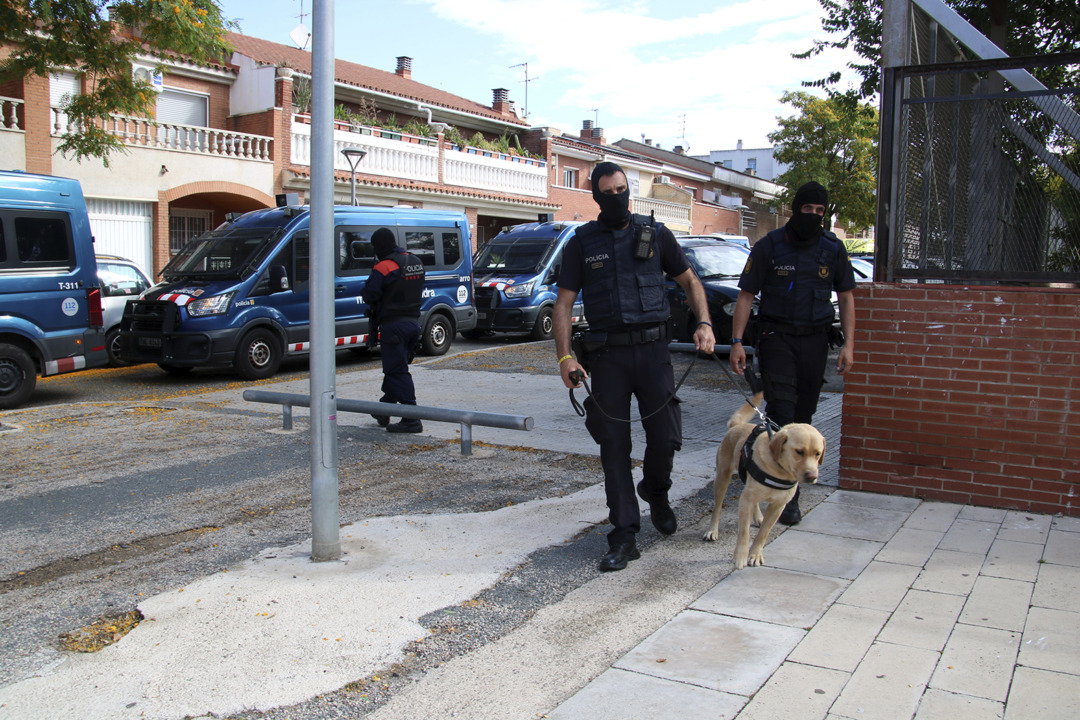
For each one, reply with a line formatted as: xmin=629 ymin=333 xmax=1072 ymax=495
xmin=575 ymin=215 xmax=670 ymax=332
xmin=376 ymin=251 xmax=425 ymax=322
xmin=758 ymin=228 xmax=840 ymax=327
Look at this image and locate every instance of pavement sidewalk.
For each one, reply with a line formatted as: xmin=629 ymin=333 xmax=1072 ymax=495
xmin=1 ymin=354 xmax=1077 ymax=720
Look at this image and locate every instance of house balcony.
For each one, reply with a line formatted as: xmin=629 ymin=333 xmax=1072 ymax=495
xmin=290 ymin=115 xmax=548 ymax=199
xmin=632 ymin=195 xmax=691 ymax=229
xmin=0 ymin=96 xmax=26 ymax=169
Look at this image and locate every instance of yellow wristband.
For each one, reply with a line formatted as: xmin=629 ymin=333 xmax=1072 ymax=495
xmin=558 ymin=355 xmax=573 ymax=365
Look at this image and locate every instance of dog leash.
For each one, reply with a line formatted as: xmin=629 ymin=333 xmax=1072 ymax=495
xmin=567 ymin=354 xmax=697 ymax=422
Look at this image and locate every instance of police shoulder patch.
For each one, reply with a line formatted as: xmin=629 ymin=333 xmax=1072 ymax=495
xmin=742 ymin=257 xmax=752 ymax=275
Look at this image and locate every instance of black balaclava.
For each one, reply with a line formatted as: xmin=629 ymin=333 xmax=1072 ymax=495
xmin=371 ymin=228 xmax=397 ymax=260
xmin=590 ymin=162 xmax=632 ymax=228
xmin=787 ymin=181 xmax=828 ymax=245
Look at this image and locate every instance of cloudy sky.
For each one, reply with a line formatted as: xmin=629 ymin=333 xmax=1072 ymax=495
xmin=219 ymin=0 xmax=866 ymax=154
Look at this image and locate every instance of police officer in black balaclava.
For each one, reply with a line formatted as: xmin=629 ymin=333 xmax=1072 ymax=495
xmin=552 ymin=162 xmax=716 ymax=572
xmin=363 ymin=227 xmax=426 ymax=433
xmin=728 ymin=181 xmax=857 ymax=524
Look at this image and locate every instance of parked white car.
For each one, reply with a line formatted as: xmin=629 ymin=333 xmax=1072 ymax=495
xmin=96 ymin=255 xmax=152 ymax=366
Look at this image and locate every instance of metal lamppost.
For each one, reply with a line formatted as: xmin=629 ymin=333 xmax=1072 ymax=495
xmin=341 ymin=146 xmax=366 ymax=206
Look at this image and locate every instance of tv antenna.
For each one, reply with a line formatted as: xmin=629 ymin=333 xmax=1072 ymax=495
xmin=289 ymin=0 xmax=311 ymax=50
xmin=677 ymin=113 xmax=689 ymax=151
xmin=591 ymin=108 xmax=599 ymax=125
xmin=510 ymin=62 xmax=539 ymax=119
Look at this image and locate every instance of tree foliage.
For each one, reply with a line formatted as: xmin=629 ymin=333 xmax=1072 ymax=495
xmin=796 ymin=0 xmax=1080 ymax=99
xmin=0 ymin=0 xmax=234 ymax=164
xmin=769 ymin=91 xmax=879 ymax=234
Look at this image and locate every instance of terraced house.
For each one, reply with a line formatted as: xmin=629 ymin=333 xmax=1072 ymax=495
xmin=1 ymin=28 xmax=786 ymax=279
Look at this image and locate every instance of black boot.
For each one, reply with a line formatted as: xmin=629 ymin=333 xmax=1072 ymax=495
xmin=636 ymin=480 xmax=677 ymax=535
xmin=387 ymin=418 xmax=423 ymax=433
xmin=599 ymin=540 xmax=640 ymax=572
xmin=371 ymin=399 xmax=393 ymax=427
xmin=779 ymin=486 xmax=802 ymax=526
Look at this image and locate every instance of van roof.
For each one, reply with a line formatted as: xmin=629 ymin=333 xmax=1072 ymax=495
xmin=495 ymin=220 xmax=585 ymax=238
xmin=0 ymin=170 xmax=86 ymax=209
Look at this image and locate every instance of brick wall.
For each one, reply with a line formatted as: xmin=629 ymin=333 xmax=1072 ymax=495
xmin=840 ymin=283 xmax=1080 ymax=516
xmin=692 ymin=203 xmax=741 ymax=235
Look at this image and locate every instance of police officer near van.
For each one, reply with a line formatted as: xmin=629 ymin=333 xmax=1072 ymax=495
xmin=729 ymin=181 xmax=856 ymax=524
xmin=554 ymin=162 xmax=715 ymax=572
xmin=364 ymin=228 xmax=426 ymax=433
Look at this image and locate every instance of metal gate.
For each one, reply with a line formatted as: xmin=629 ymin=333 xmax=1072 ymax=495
xmin=86 ymin=198 xmax=153 ymax=275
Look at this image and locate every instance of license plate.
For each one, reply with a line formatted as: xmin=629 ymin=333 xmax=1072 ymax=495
xmin=138 ymin=337 xmax=162 ymax=348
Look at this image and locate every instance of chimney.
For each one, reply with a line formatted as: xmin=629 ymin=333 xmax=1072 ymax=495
xmin=674 ymin=145 xmax=685 ymax=155
xmin=395 ymin=56 xmax=412 ymax=80
xmin=592 ymin=127 xmax=605 ymax=144
xmin=736 ymin=139 xmax=743 ymax=150
xmin=644 ymin=138 xmax=652 ymax=146
xmin=492 ymin=88 xmax=511 ymax=114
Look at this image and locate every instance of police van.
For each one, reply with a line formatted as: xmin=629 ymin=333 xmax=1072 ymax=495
xmin=470 ymin=219 xmax=586 ymax=340
xmin=119 ymin=203 xmax=475 ymax=379
xmin=0 ymin=170 xmax=108 ymax=409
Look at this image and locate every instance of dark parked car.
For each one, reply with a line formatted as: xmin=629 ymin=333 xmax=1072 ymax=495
xmin=667 ymin=237 xmax=757 ymax=345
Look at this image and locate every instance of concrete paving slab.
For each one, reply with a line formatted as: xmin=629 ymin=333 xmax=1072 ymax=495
xmin=545 ymin=668 xmax=746 ymax=720
xmin=613 ymin=610 xmax=804 ymax=696
xmin=997 ymin=511 xmax=1052 ymax=545
xmin=1031 ymin=562 xmax=1080 ymax=611
xmin=756 ymin=530 xmax=883 ymax=580
xmin=691 ymin=567 xmax=847 ymax=628
xmin=930 ymin=624 xmax=1021 ymax=702
xmin=914 ymin=688 xmax=1004 ymax=720
xmin=788 ymin=603 xmax=891 ymax=672
xmin=958 ymin=506 xmax=1007 ymax=523
xmin=796 ymin=501 xmax=909 ymax=542
xmin=958 ymin=576 xmax=1033 ymax=632
xmin=825 ymin=490 xmax=921 ymax=513
xmin=1042 ymin=529 xmax=1080 ymax=567
xmin=938 ymin=518 xmax=1000 ymax=555
xmin=904 ymin=502 xmax=962 ymax=532
xmin=735 ymin=661 xmax=850 ymax=720
xmin=1050 ymin=515 xmax=1080 ymax=533
xmin=912 ymin=549 xmax=986 ymax=596
xmin=829 ymin=641 xmax=940 ymax=720
xmin=838 ymin=561 xmax=922 ymax=613
xmin=1018 ymin=607 xmax=1080 ymax=675
xmin=981 ymin=538 xmax=1044 ymax=582
xmin=1005 ymin=666 xmax=1080 ymax=720
xmin=878 ymin=589 xmax=966 ymax=651
xmin=876 ymin=527 xmax=945 ymax=567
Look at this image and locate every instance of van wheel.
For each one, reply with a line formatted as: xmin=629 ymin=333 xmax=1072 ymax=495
xmin=235 ymin=328 xmax=282 ymax=380
xmin=158 ymin=363 xmax=193 ymax=376
xmin=105 ymin=328 xmax=131 ymax=367
xmin=530 ymin=307 xmax=554 ymax=341
xmin=421 ymin=314 xmax=453 ymax=356
xmin=0 ymin=343 xmax=36 ymax=410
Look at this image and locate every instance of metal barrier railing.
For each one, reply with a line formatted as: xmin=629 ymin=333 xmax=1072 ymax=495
xmin=242 ymin=390 xmax=533 ymax=456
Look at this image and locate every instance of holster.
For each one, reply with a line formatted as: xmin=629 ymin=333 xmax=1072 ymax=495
xmin=571 ymin=331 xmax=605 ymax=373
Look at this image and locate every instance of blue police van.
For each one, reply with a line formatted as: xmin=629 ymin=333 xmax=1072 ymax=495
xmin=469 ymin=219 xmax=586 ymax=340
xmin=0 ymin=170 xmax=108 ymax=409
xmin=119 ymin=202 xmax=476 ymax=379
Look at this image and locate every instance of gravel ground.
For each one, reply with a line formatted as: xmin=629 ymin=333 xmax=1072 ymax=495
xmin=0 ymin=339 xmax=825 ymax=717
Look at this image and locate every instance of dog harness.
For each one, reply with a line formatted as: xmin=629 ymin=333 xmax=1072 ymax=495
xmin=738 ymin=423 xmax=798 ymax=490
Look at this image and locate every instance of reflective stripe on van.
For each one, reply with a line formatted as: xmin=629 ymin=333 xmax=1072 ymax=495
xmin=288 ymin=334 xmax=373 ymax=353
xmin=159 ymin=293 xmax=194 ymax=306
xmin=43 ymin=355 xmax=87 ymax=376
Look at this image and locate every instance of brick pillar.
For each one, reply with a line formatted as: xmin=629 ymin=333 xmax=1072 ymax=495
xmin=23 ymin=75 xmax=52 ymax=175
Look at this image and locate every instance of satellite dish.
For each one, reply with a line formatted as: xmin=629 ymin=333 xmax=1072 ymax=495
xmin=289 ymin=23 xmax=311 ymax=50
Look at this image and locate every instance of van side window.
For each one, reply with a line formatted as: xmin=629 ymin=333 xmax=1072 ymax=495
xmin=0 ymin=219 xmax=6 ymax=263
xmin=294 ymin=232 xmax=310 ymax=290
xmin=14 ymin=214 xmax=74 ymax=268
xmin=404 ymin=230 xmax=436 ymax=267
xmin=338 ymin=229 xmax=375 ymax=276
xmin=441 ymin=231 xmax=461 ymax=268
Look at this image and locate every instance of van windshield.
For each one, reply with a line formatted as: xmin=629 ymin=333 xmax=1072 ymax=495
xmin=474 ymin=237 xmax=555 ymax=274
xmin=162 ymin=227 xmax=283 ymax=280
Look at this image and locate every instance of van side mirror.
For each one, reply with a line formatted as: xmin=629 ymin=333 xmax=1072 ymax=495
xmin=269 ymin=265 xmax=290 ymax=291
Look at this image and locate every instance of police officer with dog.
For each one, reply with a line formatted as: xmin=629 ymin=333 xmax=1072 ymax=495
xmin=364 ymin=227 xmax=426 ymax=433
xmin=729 ymin=181 xmax=856 ymax=524
xmin=554 ymin=162 xmax=715 ymax=572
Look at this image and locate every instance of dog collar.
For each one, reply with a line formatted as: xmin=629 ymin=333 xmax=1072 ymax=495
xmin=739 ymin=423 xmax=798 ymax=490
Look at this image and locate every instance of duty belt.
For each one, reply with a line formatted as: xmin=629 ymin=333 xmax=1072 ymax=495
xmin=599 ymin=323 xmax=668 ymax=346
xmin=759 ymin=319 xmax=832 ymax=336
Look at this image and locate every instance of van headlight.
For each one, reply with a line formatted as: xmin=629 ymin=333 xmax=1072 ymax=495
xmin=504 ymin=281 xmax=534 ymax=298
xmin=187 ymin=292 xmax=235 ymax=317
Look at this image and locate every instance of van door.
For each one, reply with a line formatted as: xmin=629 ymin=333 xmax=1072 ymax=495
xmin=256 ymin=233 xmax=311 ymax=351
xmin=334 ymin=225 xmax=377 ymax=342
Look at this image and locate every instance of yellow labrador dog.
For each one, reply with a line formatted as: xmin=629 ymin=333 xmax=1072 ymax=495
xmin=703 ymin=392 xmax=825 ymax=569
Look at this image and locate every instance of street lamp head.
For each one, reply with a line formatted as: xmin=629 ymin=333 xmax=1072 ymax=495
xmin=342 ymin=146 xmax=367 ymax=169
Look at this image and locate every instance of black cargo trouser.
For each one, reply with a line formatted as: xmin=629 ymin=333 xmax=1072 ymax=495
xmin=757 ymin=330 xmax=830 ymax=428
xmin=583 ymin=339 xmax=682 ymax=546
xmin=379 ymin=319 xmax=420 ymax=406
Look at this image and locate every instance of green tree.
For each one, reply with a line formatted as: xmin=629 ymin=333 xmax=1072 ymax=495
xmin=768 ymin=91 xmax=879 ymax=234
xmin=0 ymin=0 xmax=234 ymax=164
xmin=797 ymin=0 xmax=1080 ymax=99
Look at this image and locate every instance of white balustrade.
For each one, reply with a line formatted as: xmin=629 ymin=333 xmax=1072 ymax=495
xmin=443 ymin=147 xmax=547 ymax=198
xmin=632 ymin=196 xmax=692 ymax=225
xmin=0 ymin=96 xmax=24 ymax=131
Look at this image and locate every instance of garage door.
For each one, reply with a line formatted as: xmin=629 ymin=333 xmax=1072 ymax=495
xmin=86 ymin=198 xmax=154 ymax=276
